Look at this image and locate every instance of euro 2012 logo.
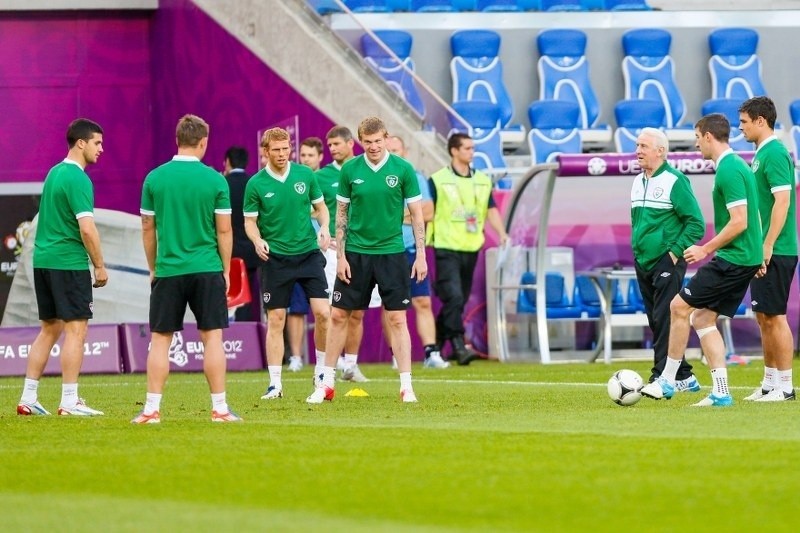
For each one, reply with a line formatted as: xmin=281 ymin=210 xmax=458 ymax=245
xmin=4 ymin=221 xmax=31 ymax=257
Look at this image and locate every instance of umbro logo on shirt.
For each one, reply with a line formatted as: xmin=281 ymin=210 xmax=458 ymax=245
xmin=353 ymin=179 xmax=365 ymax=185
xmin=332 ymin=182 xmax=338 ymax=187
xmin=660 ymin=272 xmax=671 ymax=278
xmin=683 ymin=288 xmax=692 ymax=296
xmin=265 ymin=192 xmax=275 ymax=198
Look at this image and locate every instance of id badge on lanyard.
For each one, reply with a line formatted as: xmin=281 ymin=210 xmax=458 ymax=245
xmin=465 ymin=211 xmax=478 ymax=233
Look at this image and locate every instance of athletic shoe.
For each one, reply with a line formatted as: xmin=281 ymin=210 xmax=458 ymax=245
xmin=288 ymin=356 xmax=303 ymax=372
xmin=754 ymin=389 xmax=796 ymax=402
xmin=260 ymin=385 xmax=284 ymax=400
xmin=743 ymin=387 xmax=770 ymax=401
xmin=400 ymin=389 xmax=417 ymax=403
xmin=17 ymin=401 xmax=51 ymax=416
xmin=342 ymin=364 xmax=369 ymax=382
xmin=692 ymin=393 xmax=734 ymax=407
xmin=306 ymin=384 xmax=335 ymax=404
xmin=211 ymin=410 xmax=243 ymax=422
xmin=336 ymin=356 xmax=347 ymax=372
xmin=675 ymin=375 xmax=701 ymax=393
xmin=57 ymin=398 xmax=104 ymax=416
xmin=131 ymin=410 xmax=161 ymax=424
xmin=423 ymin=352 xmax=451 ymax=369
xmin=641 ymin=377 xmax=675 ymax=400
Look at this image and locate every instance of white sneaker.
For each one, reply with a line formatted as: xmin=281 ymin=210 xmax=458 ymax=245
xmin=342 ymin=364 xmax=369 ymax=382
xmin=754 ymin=388 xmax=796 ymax=402
xmin=423 ymin=352 xmax=451 ymax=369
xmin=743 ymin=387 xmax=770 ymax=401
xmin=288 ymin=356 xmax=303 ymax=372
xmin=336 ymin=356 xmax=347 ymax=372
xmin=260 ymin=385 xmax=283 ymax=400
xmin=400 ymin=389 xmax=417 ymax=403
xmin=57 ymin=398 xmax=104 ymax=416
xmin=17 ymin=401 xmax=51 ymax=416
xmin=306 ymin=384 xmax=335 ymax=404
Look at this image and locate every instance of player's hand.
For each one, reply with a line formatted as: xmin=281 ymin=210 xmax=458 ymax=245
xmin=93 ymin=266 xmax=108 ymax=288
xmin=756 ymin=261 xmax=767 ymax=278
xmin=337 ymin=256 xmax=351 ymax=284
xmin=411 ymin=256 xmax=427 ymax=282
xmin=255 ymin=239 xmax=270 ymax=261
xmin=317 ymin=229 xmax=331 ymax=252
xmin=762 ymin=242 xmax=773 ymax=267
xmin=223 ymin=271 xmax=230 ymax=292
xmin=683 ymin=244 xmax=707 ymax=264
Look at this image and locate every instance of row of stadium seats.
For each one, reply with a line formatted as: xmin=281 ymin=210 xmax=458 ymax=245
xmin=360 ymin=26 xmax=777 ymax=173
xmin=312 ymin=0 xmax=652 ymax=13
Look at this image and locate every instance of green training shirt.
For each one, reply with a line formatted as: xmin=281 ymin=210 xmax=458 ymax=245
xmin=243 ymin=161 xmax=323 ymax=256
xmin=34 ymin=159 xmax=94 ymax=270
xmin=140 ymin=155 xmax=231 ymax=277
xmin=315 ymin=162 xmax=342 ymax=236
xmin=337 ymin=152 xmax=421 ymax=254
xmin=752 ymin=136 xmax=798 ymax=256
xmin=713 ymin=150 xmax=763 ymax=267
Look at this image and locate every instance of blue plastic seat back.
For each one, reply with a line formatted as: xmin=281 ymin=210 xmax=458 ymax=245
xmin=345 ymin=0 xmax=392 ymax=12
xmin=411 ymin=0 xmax=458 ymax=10
xmin=708 ymin=28 xmax=767 ymax=101
xmin=701 ymin=98 xmax=754 ymax=151
xmin=604 ymin=0 xmax=651 ymax=9
xmin=451 ymin=30 xmax=514 ymax=128
xmin=451 ymin=101 xmax=507 ymax=171
xmin=541 ymin=0 xmax=584 ymax=10
xmin=613 ymin=99 xmax=666 ymax=152
xmin=621 ymin=29 xmax=686 ymax=128
xmin=477 ymin=0 xmax=521 ymax=10
xmin=537 ymin=29 xmax=602 ymax=130
xmin=362 ymin=31 xmax=426 ymax=118
xmin=527 ymin=101 xmax=582 ymax=164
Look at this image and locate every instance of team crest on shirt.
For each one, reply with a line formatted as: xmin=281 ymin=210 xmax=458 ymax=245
xmin=653 ymin=187 xmax=664 ymax=199
xmin=752 ymin=160 xmax=760 ymax=172
xmin=386 ymin=175 xmax=399 ymax=188
xmin=294 ymin=183 xmax=306 ymax=194
xmin=89 ymin=301 xmax=94 ymax=313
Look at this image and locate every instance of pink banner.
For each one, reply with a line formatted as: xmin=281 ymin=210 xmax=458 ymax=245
xmin=121 ymin=322 xmax=264 ymax=373
xmin=556 ymin=152 xmax=755 ymax=177
xmin=0 ymin=324 xmax=123 ymax=377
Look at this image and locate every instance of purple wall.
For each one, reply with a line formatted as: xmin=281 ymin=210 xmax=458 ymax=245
xmin=0 ymin=3 xmax=333 ymax=213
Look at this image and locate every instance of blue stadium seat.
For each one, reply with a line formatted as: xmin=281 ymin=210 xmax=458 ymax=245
xmin=788 ymin=99 xmax=800 ymax=160
xmin=517 ymin=0 xmax=541 ymax=9
xmin=537 ymin=28 xmax=612 ymax=147
xmin=604 ymin=0 xmax=651 ymax=10
xmin=411 ymin=0 xmax=458 ymax=11
xmin=451 ymin=29 xmax=525 ymax=147
xmin=627 ymin=278 xmax=646 ymax=313
xmin=622 ymin=29 xmax=686 ymax=130
xmin=540 ymin=0 xmax=585 ymax=11
xmin=477 ymin=0 xmax=521 ymax=10
xmin=700 ymin=98 xmax=755 ymax=151
xmin=527 ymin=101 xmax=582 ymax=164
xmin=345 ymin=0 xmax=393 ymax=12
xmin=517 ymin=272 xmax=583 ymax=319
xmin=613 ymin=99 xmax=666 ymax=153
xmin=451 ymin=101 xmax=508 ymax=172
xmin=361 ymin=30 xmax=426 ymax=119
xmin=575 ymin=275 xmax=636 ymax=317
xmin=708 ymin=28 xmax=767 ymax=101
xmin=309 ymin=0 xmax=344 ymax=14
xmin=580 ymin=0 xmax=605 ymax=9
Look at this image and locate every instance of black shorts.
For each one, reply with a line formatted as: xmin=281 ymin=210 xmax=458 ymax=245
xmin=332 ymin=251 xmax=410 ymax=311
xmin=750 ymin=254 xmax=798 ymax=315
xmin=260 ymin=250 xmax=328 ymax=310
xmin=34 ymin=268 xmax=93 ymax=321
xmin=150 ymin=272 xmax=228 ymax=332
xmin=680 ymin=257 xmax=760 ymax=318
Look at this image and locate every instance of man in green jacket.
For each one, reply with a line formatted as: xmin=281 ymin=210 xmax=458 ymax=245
xmin=631 ymin=128 xmax=705 ymax=389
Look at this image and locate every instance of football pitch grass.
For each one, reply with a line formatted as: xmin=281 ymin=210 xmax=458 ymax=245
xmin=2 ymin=360 xmax=799 ymax=532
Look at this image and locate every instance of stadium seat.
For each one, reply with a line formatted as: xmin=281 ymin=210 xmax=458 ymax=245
xmin=517 ymin=272 xmax=583 ymax=319
xmin=361 ymin=30 xmax=426 ymax=119
xmin=580 ymin=0 xmax=605 ymax=9
xmin=344 ymin=0 xmax=393 ymax=12
xmin=227 ymin=257 xmax=252 ymax=320
xmin=575 ymin=275 xmax=636 ymax=317
xmin=627 ymin=278 xmax=646 ymax=313
xmin=477 ymin=0 xmax=521 ymax=10
xmin=527 ymin=100 xmax=582 ymax=164
xmin=517 ymin=0 xmax=541 ymax=9
xmin=708 ymin=28 xmax=768 ymax=101
xmin=411 ymin=0 xmax=458 ymax=11
xmin=309 ymin=0 xmax=344 ymax=14
xmin=451 ymin=101 xmax=508 ymax=173
xmin=788 ymin=99 xmax=800 ymax=160
xmin=700 ymin=98 xmax=754 ymax=151
xmin=540 ymin=0 xmax=585 ymax=11
xmin=450 ymin=29 xmax=525 ymax=148
xmin=613 ymin=99 xmax=666 ymax=153
xmin=536 ymin=28 xmax=612 ymax=147
xmin=604 ymin=0 xmax=651 ymax=10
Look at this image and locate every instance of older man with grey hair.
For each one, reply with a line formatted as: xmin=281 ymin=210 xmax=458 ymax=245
xmin=630 ymin=127 xmax=705 ymax=390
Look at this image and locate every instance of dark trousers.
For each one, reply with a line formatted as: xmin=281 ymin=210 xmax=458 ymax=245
xmin=635 ymin=253 xmax=693 ymax=382
xmin=434 ymin=249 xmax=479 ymax=343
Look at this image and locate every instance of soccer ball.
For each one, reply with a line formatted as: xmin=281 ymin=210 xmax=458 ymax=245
xmin=607 ymin=369 xmax=644 ymax=406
